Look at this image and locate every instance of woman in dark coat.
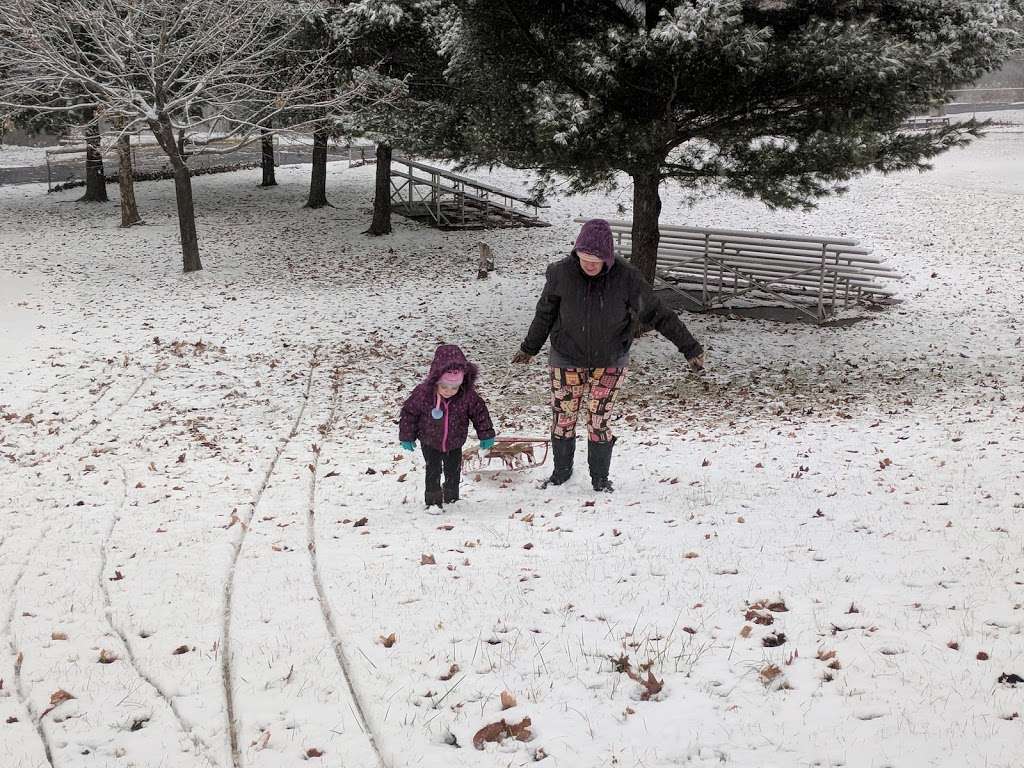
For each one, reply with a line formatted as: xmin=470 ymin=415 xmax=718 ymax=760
xmin=512 ymin=218 xmax=704 ymax=492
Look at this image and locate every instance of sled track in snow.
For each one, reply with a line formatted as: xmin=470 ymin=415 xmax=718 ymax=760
xmin=24 ymin=363 xmax=163 ymax=468
xmin=4 ymin=524 xmax=56 ymax=768
xmin=66 ymin=364 xmax=164 ymax=449
xmin=100 ymin=466 xmax=221 ymax=767
xmin=13 ymin=343 xmax=154 ymax=449
xmin=221 ymin=349 xmax=319 ymax=768
xmin=305 ymin=371 xmax=389 ymax=768
xmin=60 ymin=379 xmax=114 ymax=431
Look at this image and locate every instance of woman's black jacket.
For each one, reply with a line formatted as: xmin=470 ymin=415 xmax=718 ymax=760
xmin=520 ymin=256 xmax=703 ymax=367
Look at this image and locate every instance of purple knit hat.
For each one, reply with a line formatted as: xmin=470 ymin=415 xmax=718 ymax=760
xmin=573 ymin=219 xmax=616 ymax=271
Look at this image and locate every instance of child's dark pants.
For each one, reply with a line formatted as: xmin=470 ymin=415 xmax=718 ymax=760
xmin=421 ymin=445 xmax=462 ymax=506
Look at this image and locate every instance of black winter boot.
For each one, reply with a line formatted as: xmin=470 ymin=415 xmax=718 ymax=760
xmin=442 ymin=483 xmax=460 ymax=503
xmin=424 ymin=489 xmax=444 ymax=509
xmin=588 ymin=439 xmax=615 ymax=493
xmin=542 ymin=436 xmax=575 ymax=488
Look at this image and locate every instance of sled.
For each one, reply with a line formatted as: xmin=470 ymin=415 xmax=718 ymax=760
xmin=462 ymin=436 xmax=550 ymax=472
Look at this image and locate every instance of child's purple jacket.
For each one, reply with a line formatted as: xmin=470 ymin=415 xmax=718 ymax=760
xmin=399 ymin=345 xmax=495 ymax=452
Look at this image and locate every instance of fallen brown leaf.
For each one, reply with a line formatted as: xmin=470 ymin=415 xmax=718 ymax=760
xmin=614 ymin=655 xmax=664 ymax=700
xmin=41 ymin=689 xmax=75 ymax=718
xmin=500 ymin=690 xmax=517 ymax=710
xmin=440 ymin=663 xmax=459 ymax=681
xmin=473 ymin=717 xmax=532 ymax=750
xmin=252 ymin=730 xmax=271 ymax=750
xmin=745 ymin=609 xmax=774 ymax=626
xmin=640 ymin=670 xmax=663 ymax=700
xmin=379 ymin=633 xmax=397 ymax=648
xmin=421 ymin=554 xmax=436 ymax=565
xmin=759 ymin=664 xmax=783 ymax=685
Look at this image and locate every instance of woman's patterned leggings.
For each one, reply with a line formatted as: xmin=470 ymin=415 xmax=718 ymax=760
xmin=550 ymin=367 xmax=628 ymax=442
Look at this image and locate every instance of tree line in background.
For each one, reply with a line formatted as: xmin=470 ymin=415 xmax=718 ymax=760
xmin=1 ymin=0 xmax=1021 ymax=275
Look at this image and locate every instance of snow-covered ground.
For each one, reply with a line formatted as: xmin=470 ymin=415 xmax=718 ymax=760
xmin=0 ymin=132 xmax=1022 ymax=768
xmin=0 ymin=135 xmax=359 ymax=172
xmin=0 ymin=144 xmax=51 ymax=169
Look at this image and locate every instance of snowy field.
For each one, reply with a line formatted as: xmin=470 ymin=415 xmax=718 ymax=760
xmin=0 ymin=144 xmax=50 ymax=169
xmin=0 ymin=130 xmax=1022 ymax=768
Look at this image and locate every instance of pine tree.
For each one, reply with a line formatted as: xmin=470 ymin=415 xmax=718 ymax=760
xmin=331 ymin=0 xmax=454 ymax=235
xmin=448 ymin=0 xmax=1022 ymax=282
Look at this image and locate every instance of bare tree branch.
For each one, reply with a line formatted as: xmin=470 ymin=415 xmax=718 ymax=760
xmin=0 ymin=0 xmax=400 ymax=156
xmin=0 ymin=0 xmax=402 ymax=272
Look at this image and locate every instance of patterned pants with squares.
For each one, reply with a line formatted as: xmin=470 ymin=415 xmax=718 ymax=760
xmin=550 ymin=367 xmax=628 ymax=443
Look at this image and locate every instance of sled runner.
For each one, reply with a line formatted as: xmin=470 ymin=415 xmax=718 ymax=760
xmin=462 ymin=436 xmax=550 ymax=472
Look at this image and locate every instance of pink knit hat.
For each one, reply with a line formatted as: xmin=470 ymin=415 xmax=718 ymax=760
xmin=439 ymin=369 xmax=464 ymax=387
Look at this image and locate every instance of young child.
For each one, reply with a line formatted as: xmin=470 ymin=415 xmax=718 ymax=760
xmin=399 ymin=344 xmax=495 ymax=509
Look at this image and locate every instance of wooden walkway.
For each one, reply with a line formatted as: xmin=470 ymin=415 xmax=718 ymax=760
xmin=390 ymin=157 xmax=549 ymax=230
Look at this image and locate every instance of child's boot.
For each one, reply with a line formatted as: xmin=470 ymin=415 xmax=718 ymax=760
xmin=442 ymin=483 xmax=460 ymax=504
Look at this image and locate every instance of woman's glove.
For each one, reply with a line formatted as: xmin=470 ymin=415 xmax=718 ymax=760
xmin=400 ymin=440 xmax=415 ymax=451
xmin=480 ymin=438 xmax=495 ymax=451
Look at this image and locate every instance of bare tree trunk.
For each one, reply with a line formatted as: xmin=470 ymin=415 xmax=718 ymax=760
xmin=305 ymin=128 xmax=330 ymax=208
xmin=80 ymin=117 xmax=108 ymax=202
xmin=365 ymin=142 xmax=392 ymax=235
xmin=116 ymin=134 xmax=142 ymax=227
xmin=630 ymin=169 xmax=662 ymax=285
xmin=172 ymin=163 xmax=202 ymax=272
xmin=152 ymin=117 xmax=202 ymax=272
xmin=259 ymin=127 xmax=277 ymax=187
